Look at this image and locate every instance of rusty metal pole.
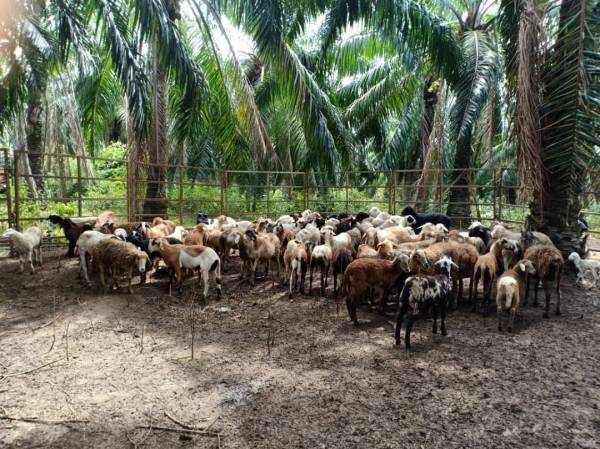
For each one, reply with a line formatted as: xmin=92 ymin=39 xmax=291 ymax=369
xmin=220 ymin=170 xmax=226 ymax=216
xmin=76 ymin=156 xmax=83 ymax=217
xmin=492 ymin=168 xmax=497 ymax=222
xmin=266 ymin=173 xmax=271 ymax=218
xmin=303 ymin=172 xmax=308 ymax=210
xmin=14 ymin=151 xmax=20 ymax=231
xmin=178 ymin=163 xmax=184 ymax=224
xmin=498 ymin=170 xmax=503 ymax=223
xmin=345 ymin=173 xmax=349 ymax=214
xmin=3 ymin=148 xmax=13 ymax=228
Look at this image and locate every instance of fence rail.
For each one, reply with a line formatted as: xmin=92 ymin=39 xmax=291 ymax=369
xmin=0 ymin=149 xmax=599 ymax=253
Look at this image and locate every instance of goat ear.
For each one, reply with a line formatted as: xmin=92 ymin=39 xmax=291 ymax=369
xmin=519 ymin=262 xmax=526 ymax=272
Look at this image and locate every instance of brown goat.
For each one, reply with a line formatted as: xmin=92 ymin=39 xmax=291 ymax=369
xmin=523 ymin=245 xmax=564 ymax=317
xmin=496 ymin=259 xmax=536 ymax=332
xmin=91 ymin=239 xmax=149 ymax=293
xmin=473 ymin=241 xmax=504 ymax=314
xmin=342 ymin=255 xmax=410 ymax=325
xmin=184 ymin=224 xmax=209 ymax=246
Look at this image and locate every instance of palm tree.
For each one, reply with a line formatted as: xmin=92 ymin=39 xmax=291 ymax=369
xmin=499 ymin=0 xmax=600 ymax=254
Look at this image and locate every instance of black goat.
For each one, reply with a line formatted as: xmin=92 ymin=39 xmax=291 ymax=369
xmin=48 ymin=215 xmax=93 ymax=257
xmin=469 ymin=225 xmax=492 ymax=252
xmin=196 ymin=212 xmax=209 ymax=224
xmin=355 ymin=211 xmax=370 ymax=223
xmin=400 ymin=206 xmax=451 ymax=231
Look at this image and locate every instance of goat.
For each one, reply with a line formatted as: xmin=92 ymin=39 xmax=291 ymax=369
xmin=395 ymin=256 xmax=455 ymax=349
xmin=93 ymin=210 xmax=118 ymax=229
xmin=568 ymin=252 xmax=600 ymax=286
xmin=496 ymin=260 xmax=536 ymax=332
xmin=491 ymin=225 xmax=552 ymax=246
xmin=2 ymin=227 xmax=43 ymax=274
xmin=283 ymin=240 xmax=308 ymax=298
xmin=75 ymin=230 xmax=116 ymax=284
xmin=401 ymin=206 xmax=451 ymax=231
xmin=238 ymin=229 xmax=280 ymax=285
xmin=148 ymin=238 xmax=184 ymax=293
xmin=309 ymin=236 xmax=333 ymax=297
xmin=357 ymin=244 xmax=378 ymax=258
xmin=472 ymin=241 xmax=504 ymax=314
xmin=331 ymin=247 xmax=353 ymax=298
xmin=523 ymin=245 xmax=564 ymax=317
xmin=342 ymin=254 xmax=410 ymax=325
xmin=48 ymin=215 xmax=93 ymax=257
xmin=91 ymin=239 xmax=149 ymax=293
xmin=468 ymin=224 xmax=492 ymax=252
xmin=184 ymin=224 xmax=209 ymax=246
xmin=179 ymin=245 xmax=222 ymax=300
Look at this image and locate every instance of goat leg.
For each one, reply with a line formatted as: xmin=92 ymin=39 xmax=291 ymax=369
xmin=543 ymin=281 xmax=551 ymax=318
xmin=440 ymin=299 xmax=448 ymax=336
xmin=555 ymin=270 xmax=561 ymax=316
xmin=432 ymin=305 xmax=438 ymax=334
xmin=533 ymin=277 xmax=540 ymax=307
xmin=404 ymin=314 xmax=415 ymax=350
xmin=394 ymin=309 xmax=405 ymax=346
xmin=497 ymin=306 xmax=503 ymax=332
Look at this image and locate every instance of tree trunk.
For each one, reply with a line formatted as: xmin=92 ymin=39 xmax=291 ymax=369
xmin=26 ymin=79 xmax=46 ymax=194
xmin=142 ymin=50 xmax=170 ymax=218
xmin=414 ymin=81 xmax=440 ymax=210
xmin=446 ymin=134 xmax=472 ymax=228
xmin=531 ymin=0 xmax=591 ymax=256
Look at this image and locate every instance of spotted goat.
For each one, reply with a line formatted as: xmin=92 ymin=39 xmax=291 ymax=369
xmin=395 ymin=256 xmax=456 ymax=350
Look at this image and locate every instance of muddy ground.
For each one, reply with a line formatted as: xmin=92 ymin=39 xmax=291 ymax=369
xmin=1 ymin=251 xmax=599 ymax=449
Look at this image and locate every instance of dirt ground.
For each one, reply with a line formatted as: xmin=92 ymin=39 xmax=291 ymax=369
xmin=1 ymin=251 xmax=599 ymax=449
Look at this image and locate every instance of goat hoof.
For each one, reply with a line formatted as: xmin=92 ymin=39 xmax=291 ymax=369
xmin=507 ymin=327 xmax=513 ymax=333
xmin=555 ymin=310 xmax=561 ymax=316
xmin=543 ymin=312 xmax=549 ymax=318
xmin=442 ymin=330 xmax=448 ymax=336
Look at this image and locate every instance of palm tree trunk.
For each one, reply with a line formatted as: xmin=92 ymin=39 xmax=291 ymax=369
xmin=446 ymin=134 xmax=472 ymax=228
xmin=533 ymin=0 xmax=592 ymax=255
xmin=415 ymin=81 xmax=440 ymax=209
xmin=26 ymin=79 xmax=46 ymax=194
xmin=142 ymin=47 xmax=170 ymax=217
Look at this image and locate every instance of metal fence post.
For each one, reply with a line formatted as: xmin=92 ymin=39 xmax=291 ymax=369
xmin=303 ymin=172 xmax=308 ymax=210
xmin=3 ymin=148 xmax=13 ymax=228
xmin=179 ymin=163 xmax=184 ymax=224
xmin=345 ymin=173 xmax=349 ymax=213
xmin=492 ymin=168 xmax=497 ymax=222
xmin=220 ymin=170 xmax=226 ymax=216
xmin=266 ymin=173 xmax=271 ymax=217
xmin=76 ymin=156 xmax=83 ymax=217
xmin=498 ymin=169 xmax=503 ymax=222
xmin=14 ymin=151 xmax=20 ymax=231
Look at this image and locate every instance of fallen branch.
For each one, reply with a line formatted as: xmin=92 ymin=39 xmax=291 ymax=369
xmin=0 ymin=415 xmax=88 ymax=426
xmin=0 ymin=357 xmax=64 ymax=383
xmin=164 ymin=411 xmax=203 ymax=430
xmin=134 ymin=425 xmax=220 ymax=437
xmin=32 ymin=311 xmax=65 ymax=332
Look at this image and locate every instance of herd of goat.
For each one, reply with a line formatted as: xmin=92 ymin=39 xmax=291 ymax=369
xmin=2 ymin=206 xmax=600 ymax=349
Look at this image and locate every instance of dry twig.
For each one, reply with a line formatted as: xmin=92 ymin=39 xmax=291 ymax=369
xmin=0 ymin=357 xmax=64 ymax=383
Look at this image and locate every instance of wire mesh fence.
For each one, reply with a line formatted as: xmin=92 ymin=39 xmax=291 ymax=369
xmin=0 ymin=149 xmax=598 ymax=254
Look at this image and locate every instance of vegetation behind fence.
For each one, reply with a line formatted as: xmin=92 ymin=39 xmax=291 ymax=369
xmin=1 ymin=146 xmax=599 ymax=247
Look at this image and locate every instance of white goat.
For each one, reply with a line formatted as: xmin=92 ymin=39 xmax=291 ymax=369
xmin=179 ymin=245 xmax=222 ymax=299
xmin=3 ymin=227 xmax=43 ymax=274
xmin=167 ymin=226 xmax=187 ymax=241
xmin=76 ymin=230 xmax=116 ymax=284
xmin=296 ymin=224 xmax=320 ymax=249
xmin=568 ymin=252 xmax=600 ymax=287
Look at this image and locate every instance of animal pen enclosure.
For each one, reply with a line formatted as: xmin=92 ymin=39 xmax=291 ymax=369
xmin=1 ymin=148 xmax=599 ymax=246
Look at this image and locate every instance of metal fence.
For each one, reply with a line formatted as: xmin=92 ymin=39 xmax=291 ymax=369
xmin=0 ymin=149 xmax=598 ymax=252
